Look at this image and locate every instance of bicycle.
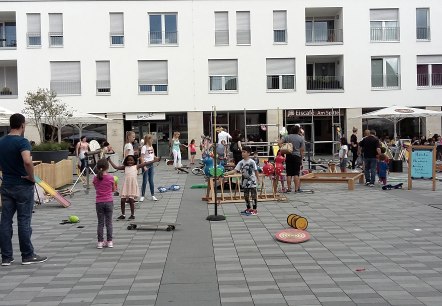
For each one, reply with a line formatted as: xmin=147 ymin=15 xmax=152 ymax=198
xmin=191 ymin=162 xmax=205 ymax=176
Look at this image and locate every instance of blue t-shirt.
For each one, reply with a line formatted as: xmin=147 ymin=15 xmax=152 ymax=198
xmin=0 ymin=135 xmax=33 ymax=186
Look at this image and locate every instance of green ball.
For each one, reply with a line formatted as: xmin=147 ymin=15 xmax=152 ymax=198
xmin=69 ymin=215 xmax=80 ymax=223
xmin=209 ymin=166 xmax=224 ymax=177
xmin=114 ymin=176 xmax=119 ymax=183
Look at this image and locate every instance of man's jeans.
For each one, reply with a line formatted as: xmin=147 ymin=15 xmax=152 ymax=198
xmin=0 ymin=184 xmax=35 ymax=260
xmin=364 ymin=158 xmax=377 ymax=184
xmin=141 ymin=166 xmax=155 ymax=197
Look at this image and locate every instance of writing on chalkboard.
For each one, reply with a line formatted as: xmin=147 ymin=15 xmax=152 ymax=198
xmin=411 ymin=149 xmax=433 ymax=179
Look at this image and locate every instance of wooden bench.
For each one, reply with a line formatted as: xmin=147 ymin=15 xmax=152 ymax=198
xmin=300 ymin=172 xmax=364 ymax=191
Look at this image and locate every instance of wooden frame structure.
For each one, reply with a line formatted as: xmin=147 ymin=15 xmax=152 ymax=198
xmin=300 ymin=172 xmax=364 ymax=190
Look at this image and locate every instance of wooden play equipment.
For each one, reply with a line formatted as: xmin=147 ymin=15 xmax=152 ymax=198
xmin=203 ymin=173 xmax=287 ymax=204
xmin=34 ymin=159 xmax=73 ymax=189
xmin=300 ymin=172 xmax=364 ymax=191
xmin=287 ymin=214 xmax=308 ymax=230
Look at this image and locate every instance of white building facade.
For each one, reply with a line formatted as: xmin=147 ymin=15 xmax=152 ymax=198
xmin=0 ymin=0 xmax=441 ymax=156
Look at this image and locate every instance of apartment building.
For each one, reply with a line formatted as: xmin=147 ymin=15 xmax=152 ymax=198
xmin=0 ymin=0 xmax=441 ymax=155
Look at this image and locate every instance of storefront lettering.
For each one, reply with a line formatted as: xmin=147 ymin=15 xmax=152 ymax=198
xmin=136 ymin=113 xmax=155 ymax=120
xmin=287 ymin=109 xmax=341 ymax=117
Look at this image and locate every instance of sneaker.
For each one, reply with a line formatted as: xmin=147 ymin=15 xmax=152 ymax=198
xmin=241 ymin=209 xmax=252 ymax=215
xmin=152 ymin=196 xmax=158 ymax=201
xmin=22 ymin=255 xmax=48 ymax=265
xmin=365 ymin=182 xmax=370 ymax=186
xmin=97 ymin=241 xmax=104 ymax=249
xmin=139 ymin=196 xmax=145 ymax=202
xmin=117 ymin=215 xmax=125 ymax=220
xmin=128 ymin=215 xmax=135 ymax=220
xmin=1 ymin=258 xmax=14 ymax=266
xmin=114 ymin=191 xmax=120 ymax=196
xmin=369 ymin=184 xmax=375 ymax=187
xmin=250 ymin=209 xmax=258 ymax=215
xmin=107 ymin=241 xmax=114 ymax=248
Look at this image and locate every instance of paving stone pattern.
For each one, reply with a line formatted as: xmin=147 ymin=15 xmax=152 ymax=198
xmin=1 ymin=163 xmax=442 ymax=305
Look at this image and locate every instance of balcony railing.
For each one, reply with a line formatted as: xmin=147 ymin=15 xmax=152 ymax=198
xmin=110 ymin=32 xmax=124 ymax=45
xmin=149 ymin=31 xmax=178 ymax=45
xmin=306 ymin=28 xmax=343 ymax=44
xmin=273 ymin=30 xmax=287 ymax=43
xmin=96 ymin=80 xmax=111 ymax=94
xmin=0 ymin=85 xmax=18 ymax=97
xmin=50 ymin=80 xmax=81 ymax=95
xmin=0 ymin=37 xmax=16 ymax=48
xmin=416 ymin=27 xmax=431 ymax=40
xmin=371 ymin=74 xmax=400 ymax=89
xmin=215 ymin=30 xmax=229 ymax=45
xmin=27 ymin=32 xmax=41 ymax=46
xmin=49 ymin=32 xmax=63 ymax=47
xmin=417 ymin=73 xmax=442 ymax=87
xmin=370 ymin=27 xmax=399 ymax=42
xmin=307 ymin=76 xmax=343 ymax=90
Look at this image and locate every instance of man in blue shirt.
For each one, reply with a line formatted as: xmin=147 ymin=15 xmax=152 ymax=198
xmin=0 ymin=113 xmax=47 ymax=266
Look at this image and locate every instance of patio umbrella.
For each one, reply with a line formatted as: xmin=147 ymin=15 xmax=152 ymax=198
xmin=359 ymin=106 xmax=442 ymax=139
xmin=67 ymin=111 xmax=112 ymax=139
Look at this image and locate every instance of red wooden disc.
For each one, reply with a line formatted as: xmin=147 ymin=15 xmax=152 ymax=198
xmin=275 ymin=229 xmax=311 ymax=244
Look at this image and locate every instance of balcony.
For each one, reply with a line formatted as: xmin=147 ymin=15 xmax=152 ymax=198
xmin=417 ymin=27 xmax=431 ymax=40
xmin=0 ymin=62 xmax=18 ymax=98
xmin=306 ymin=28 xmax=343 ymax=44
xmin=50 ymin=80 xmax=81 ymax=95
xmin=0 ymin=12 xmax=16 ymax=49
xmin=149 ymin=31 xmax=178 ymax=45
xmin=417 ymin=73 xmax=442 ymax=88
xmin=370 ymin=27 xmax=399 ymax=42
xmin=307 ymin=76 xmax=343 ymax=91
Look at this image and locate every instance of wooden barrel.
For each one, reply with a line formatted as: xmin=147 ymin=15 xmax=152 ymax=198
xmin=287 ymin=213 xmax=308 ymax=230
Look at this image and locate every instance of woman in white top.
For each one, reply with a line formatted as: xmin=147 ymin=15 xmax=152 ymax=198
xmin=140 ymin=134 xmax=158 ymax=202
xmin=339 ymin=137 xmax=349 ymax=173
xmin=124 ymin=131 xmax=135 ymax=158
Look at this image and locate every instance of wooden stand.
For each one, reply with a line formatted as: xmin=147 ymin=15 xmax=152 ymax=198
xmin=202 ymin=174 xmax=286 ymax=204
xmin=300 ymin=172 xmax=364 ymax=190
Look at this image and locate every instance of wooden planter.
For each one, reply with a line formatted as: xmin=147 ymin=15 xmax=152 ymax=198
xmin=34 ymin=159 xmax=73 ymax=189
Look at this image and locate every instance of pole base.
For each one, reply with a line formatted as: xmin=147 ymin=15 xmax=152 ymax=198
xmin=206 ymin=214 xmax=226 ymax=221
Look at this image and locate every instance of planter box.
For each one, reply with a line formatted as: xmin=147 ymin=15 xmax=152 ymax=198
xmin=32 ymin=150 xmax=69 ymax=163
xmin=34 ymin=159 xmax=73 ymax=189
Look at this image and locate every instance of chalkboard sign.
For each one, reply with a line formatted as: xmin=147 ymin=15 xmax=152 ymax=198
xmin=408 ymin=146 xmax=436 ymax=191
xmin=411 ymin=149 xmax=433 ymax=179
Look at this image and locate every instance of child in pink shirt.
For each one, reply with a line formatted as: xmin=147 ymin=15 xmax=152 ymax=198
xmin=93 ymin=158 xmax=115 ymax=249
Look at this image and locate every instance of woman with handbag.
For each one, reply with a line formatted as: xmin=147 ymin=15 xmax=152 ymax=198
xmin=278 ymin=125 xmax=305 ymax=193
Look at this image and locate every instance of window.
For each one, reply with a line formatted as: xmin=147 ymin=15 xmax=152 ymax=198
xmin=417 ymin=55 xmax=442 ymax=87
xmin=416 ymin=8 xmax=430 ymax=40
xmin=370 ymin=9 xmax=399 ymax=42
xmin=371 ymin=57 xmax=400 ymax=89
xmin=138 ymin=60 xmax=168 ymax=93
xmin=149 ymin=13 xmax=177 ymax=45
xmin=0 ymin=22 xmax=16 ymax=47
xmin=266 ymin=58 xmax=295 ymax=91
xmin=306 ymin=18 xmax=342 ymax=43
xmin=27 ymin=13 xmax=41 ymax=47
xmin=0 ymin=65 xmax=18 ymax=96
xmin=215 ymin=12 xmax=229 ymax=45
xmin=49 ymin=13 xmax=63 ymax=47
xmin=110 ymin=13 xmax=124 ymax=46
xmin=50 ymin=61 xmax=81 ymax=95
xmin=236 ymin=11 xmax=250 ymax=45
xmin=208 ymin=59 xmax=238 ymax=92
xmin=273 ymin=10 xmax=287 ymax=43
xmin=96 ymin=61 xmax=110 ymax=94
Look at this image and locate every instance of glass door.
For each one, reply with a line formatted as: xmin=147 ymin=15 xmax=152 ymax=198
xmin=156 ymin=122 xmax=171 ymax=158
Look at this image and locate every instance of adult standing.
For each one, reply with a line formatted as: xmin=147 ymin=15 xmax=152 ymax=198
xmin=230 ymin=130 xmax=243 ymax=165
xmin=140 ymin=134 xmax=158 ymax=202
xmin=217 ymin=127 xmax=232 ymax=144
xmin=350 ymin=127 xmax=359 ymax=169
xmin=76 ymin=136 xmax=90 ymax=172
xmin=0 ymin=113 xmax=47 ymax=266
xmin=279 ymin=125 xmax=305 ymax=192
xmin=359 ymin=129 xmax=381 ymax=187
xmin=170 ymin=131 xmax=182 ymax=168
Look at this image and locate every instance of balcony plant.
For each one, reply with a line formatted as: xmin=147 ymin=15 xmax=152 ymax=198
xmin=0 ymin=87 xmax=12 ymax=95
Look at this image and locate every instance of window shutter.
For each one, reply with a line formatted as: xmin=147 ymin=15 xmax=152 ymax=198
xmin=27 ymin=13 xmax=41 ymax=33
xmin=273 ymin=11 xmax=287 ymax=30
xmin=49 ymin=13 xmax=63 ymax=32
xmin=236 ymin=11 xmax=250 ymax=44
xmin=266 ymin=58 xmax=295 ymax=75
xmin=215 ymin=12 xmax=229 ymax=44
xmin=51 ymin=61 xmax=80 ymax=81
xmin=417 ymin=55 xmax=442 ymax=64
xmin=110 ymin=13 xmax=124 ymax=33
xmin=209 ymin=59 xmax=238 ymax=75
xmin=370 ymin=9 xmax=398 ymax=21
xmin=138 ymin=60 xmax=168 ymax=84
xmin=96 ymin=61 xmax=110 ymax=81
